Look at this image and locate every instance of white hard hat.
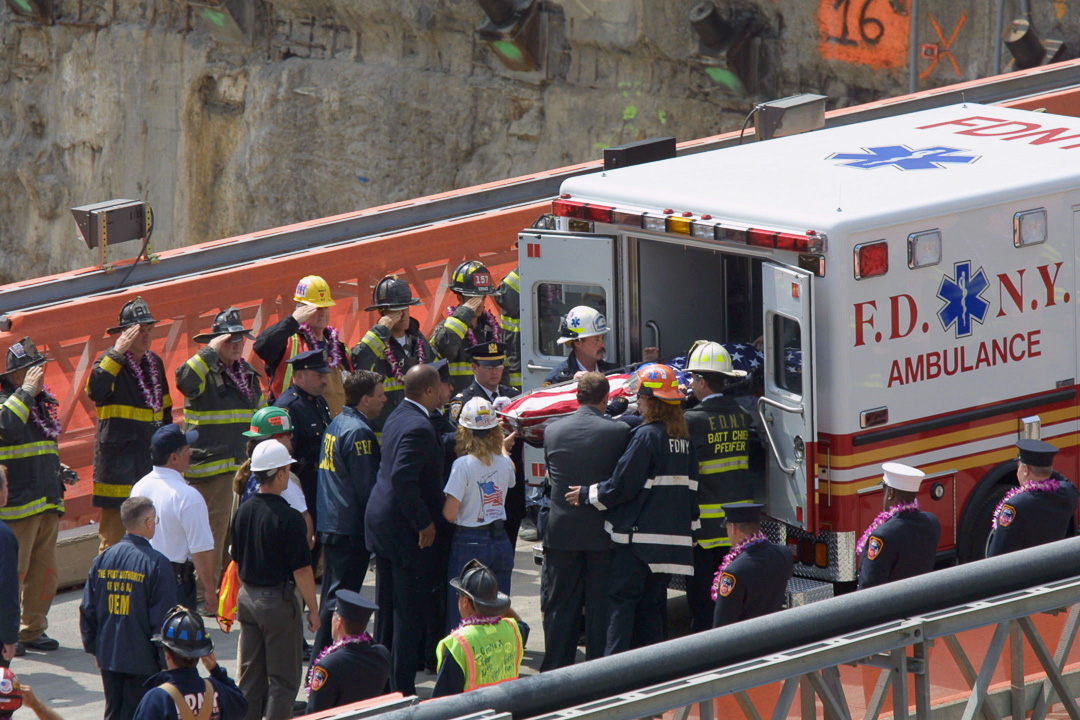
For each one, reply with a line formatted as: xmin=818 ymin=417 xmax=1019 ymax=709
xmin=882 ymin=462 xmax=925 ymax=492
xmin=556 ymin=306 xmax=610 ymax=345
xmin=459 ymin=396 xmax=499 ymax=431
xmin=251 ymin=439 xmax=296 ymax=472
xmin=686 ymin=340 xmax=747 ymax=377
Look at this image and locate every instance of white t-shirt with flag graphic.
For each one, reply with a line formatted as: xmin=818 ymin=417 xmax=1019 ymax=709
xmin=444 ymin=454 xmax=515 ymax=527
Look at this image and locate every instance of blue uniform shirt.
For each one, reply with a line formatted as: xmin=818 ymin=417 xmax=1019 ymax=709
xmin=134 ymin=665 xmax=247 ymax=720
xmin=80 ymin=533 xmax=178 ymax=676
xmin=0 ymin=521 xmax=18 ymax=646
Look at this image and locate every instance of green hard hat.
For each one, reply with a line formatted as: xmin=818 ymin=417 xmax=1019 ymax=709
xmin=243 ymin=406 xmax=294 ymax=438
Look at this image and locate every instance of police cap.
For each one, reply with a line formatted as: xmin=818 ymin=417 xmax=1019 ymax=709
xmin=468 ymin=342 xmax=506 ymax=367
xmin=332 ymin=590 xmax=378 ymax=628
xmin=287 ymin=349 xmax=330 ymax=373
xmin=722 ymin=503 xmax=763 ymax=524
xmin=430 ymin=358 xmax=452 ymax=384
xmin=1017 ymin=438 xmax=1058 ymax=467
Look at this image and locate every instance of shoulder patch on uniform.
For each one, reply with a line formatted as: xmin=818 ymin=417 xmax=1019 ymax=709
xmin=311 ymin=666 xmax=328 ymax=692
xmin=999 ymin=504 xmax=1017 ymax=527
xmin=449 ymin=400 xmax=463 ymax=423
xmin=718 ymin=572 xmax=736 ymax=597
xmin=867 ymin=535 xmax=884 ymax=560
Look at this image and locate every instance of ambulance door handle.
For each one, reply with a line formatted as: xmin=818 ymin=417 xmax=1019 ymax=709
xmin=645 ymin=320 xmax=661 ymax=355
xmin=757 ymin=397 xmax=803 ymax=476
xmin=527 ymin=361 xmax=554 ymax=372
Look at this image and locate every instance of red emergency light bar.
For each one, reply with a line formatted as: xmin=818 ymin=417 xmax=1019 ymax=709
xmin=552 ymin=198 xmax=825 ymax=253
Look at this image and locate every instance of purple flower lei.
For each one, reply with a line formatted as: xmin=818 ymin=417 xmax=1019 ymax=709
xmin=447 ymin=306 xmax=503 ymax=347
xmin=992 ymin=479 xmax=1061 ymax=529
xmin=384 ymin=334 xmax=427 ymax=382
xmin=125 ymin=351 xmax=163 ymax=412
xmin=298 ymin=323 xmax=343 ymax=369
xmin=711 ymin=532 xmax=768 ymax=601
xmin=223 ymin=361 xmax=255 ymax=405
xmin=857 ymin=501 xmax=920 ymax=555
xmin=30 ymin=384 xmax=61 ymax=440
xmin=456 ymin=615 xmax=503 ymax=629
xmin=305 ymin=632 xmax=372 ymax=692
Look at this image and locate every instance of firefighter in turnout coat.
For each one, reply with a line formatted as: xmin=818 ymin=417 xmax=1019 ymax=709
xmin=567 ymin=364 xmax=698 ymax=655
xmin=430 ymin=261 xmax=502 ymax=394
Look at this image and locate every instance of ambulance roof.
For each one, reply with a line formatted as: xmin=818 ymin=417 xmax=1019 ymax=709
xmin=561 ymin=103 xmax=1080 ymax=234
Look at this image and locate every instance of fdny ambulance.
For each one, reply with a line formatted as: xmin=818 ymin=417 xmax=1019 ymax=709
xmin=518 ymin=103 xmax=1080 ymax=582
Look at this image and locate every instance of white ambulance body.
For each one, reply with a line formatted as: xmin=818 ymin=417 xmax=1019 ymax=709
xmin=518 ymin=103 xmax=1080 ymax=581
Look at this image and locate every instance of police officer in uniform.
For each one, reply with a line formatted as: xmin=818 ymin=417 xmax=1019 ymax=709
xmin=0 ymin=337 xmax=67 ymax=655
xmin=273 ymin=350 xmax=332 ymax=537
xmin=682 ymin=341 xmax=756 ymax=633
xmin=80 ymin=496 xmax=177 ymax=720
xmin=0 ymin=468 xmax=16 ymax=667
xmin=351 ymin=276 xmax=434 ymax=435
xmin=305 ymin=590 xmax=390 ymax=714
xmin=712 ymin=503 xmax=793 ymax=628
xmin=987 ymin=439 xmax=1080 ymax=557
xmin=431 ymin=261 xmax=502 ymax=394
xmin=134 ymin=607 xmax=247 ymax=720
xmin=89 ymin=297 xmax=174 ymax=552
xmin=448 ymin=342 xmax=526 ymax=545
xmin=857 ymin=463 xmax=941 ymax=589
xmin=254 ymin=275 xmax=350 ymax=415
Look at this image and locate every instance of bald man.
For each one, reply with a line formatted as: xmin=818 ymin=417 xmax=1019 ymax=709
xmin=364 ymin=364 xmax=447 ymax=695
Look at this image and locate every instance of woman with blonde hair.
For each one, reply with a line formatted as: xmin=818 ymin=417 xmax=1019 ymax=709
xmin=442 ymin=397 xmax=516 ymax=630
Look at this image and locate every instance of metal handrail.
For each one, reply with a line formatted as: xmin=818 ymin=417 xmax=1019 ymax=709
xmin=366 ymin=536 xmax=1080 ymax=720
xmin=757 ymin=396 xmax=804 ymax=476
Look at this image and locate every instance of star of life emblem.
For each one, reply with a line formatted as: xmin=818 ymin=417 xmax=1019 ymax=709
xmin=828 ymin=145 xmax=980 ymax=171
xmin=937 ymin=260 xmax=990 ymax=338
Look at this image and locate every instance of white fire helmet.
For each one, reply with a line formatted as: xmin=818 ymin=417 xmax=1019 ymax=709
xmin=459 ymin=396 xmax=500 ymax=431
xmin=686 ymin=340 xmax=747 ymax=377
xmin=556 ymin=306 xmax=611 ymax=345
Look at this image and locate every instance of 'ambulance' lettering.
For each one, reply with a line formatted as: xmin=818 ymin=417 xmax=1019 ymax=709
xmin=887 ymin=330 xmax=1041 ymax=387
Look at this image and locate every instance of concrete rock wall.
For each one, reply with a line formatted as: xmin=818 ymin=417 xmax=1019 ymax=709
xmin=0 ymin=0 xmax=1076 ymax=285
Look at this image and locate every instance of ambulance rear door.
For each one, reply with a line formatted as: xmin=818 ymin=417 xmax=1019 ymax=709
xmin=518 ymin=230 xmax=617 ymax=487
xmin=761 ymin=263 xmax=817 ymax=531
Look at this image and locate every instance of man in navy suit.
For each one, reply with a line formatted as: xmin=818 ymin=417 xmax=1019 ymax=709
xmin=364 ymin=364 xmax=446 ymax=696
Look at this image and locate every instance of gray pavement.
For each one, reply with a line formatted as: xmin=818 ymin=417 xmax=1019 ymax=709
xmin=7 ymin=539 xmax=554 ymax=720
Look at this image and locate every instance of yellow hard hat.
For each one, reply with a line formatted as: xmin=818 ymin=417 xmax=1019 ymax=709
xmin=293 ymin=275 xmax=336 ymax=307
xmin=687 ymin=340 xmax=747 ymax=377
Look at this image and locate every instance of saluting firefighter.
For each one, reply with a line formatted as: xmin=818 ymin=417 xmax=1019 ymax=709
xmin=493 ymin=266 xmax=521 ymax=391
xmin=986 ymin=439 xmax=1080 ymax=557
xmin=566 ymin=364 xmax=698 ymax=655
xmin=350 ymin=276 xmax=434 ymax=434
xmin=448 ymin=342 xmax=526 ymax=546
xmin=857 ymin=463 xmax=941 ymax=589
xmin=431 ymin=261 xmax=503 ymax=394
xmin=711 ymin=503 xmax=793 ymax=628
xmin=88 ymin=297 xmax=174 ymax=553
xmin=175 ymin=308 xmax=264 ymax=591
xmin=0 ymin=338 xmax=68 ymax=655
xmin=683 ymin=340 xmax=757 ymax=633
xmin=253 ymin=275 xmax=351 ymax=416
xmin=305 ymin=590 xmax=390 ymax=714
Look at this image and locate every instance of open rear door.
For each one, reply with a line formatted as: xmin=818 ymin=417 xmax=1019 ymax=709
xmin=760 ymin=263 xmax=817 ymax=531
xmin=518 ymin=229 xmax=617 ymax=488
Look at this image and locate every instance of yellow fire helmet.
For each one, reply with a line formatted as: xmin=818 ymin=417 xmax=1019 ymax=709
xmin=686 ymin=340 xmax=747 ymax=377
xmin=293 ymin=275 xmax=336 ymax=307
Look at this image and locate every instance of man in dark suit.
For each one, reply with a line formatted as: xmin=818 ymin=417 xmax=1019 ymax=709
xmin=540 ymin=373 xmax=630 ymax=670
xmin=364 ymin=364 xmax=446 ymax=696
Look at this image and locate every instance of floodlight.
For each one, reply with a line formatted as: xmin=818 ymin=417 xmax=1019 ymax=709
xmin=754 ymin=94 xmax=827 ymax=141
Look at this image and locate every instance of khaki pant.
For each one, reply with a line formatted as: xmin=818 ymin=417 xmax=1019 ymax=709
xmin=97 ymin=508 xmax=125 ymax=554
xmin=237 ymin=584 xmax=303 ymax=720
xmin=7 ymin=513 xmax=59 ymax=643
xmin=190 ymin=472 xmax=234 ymax=600
xmin=324 ymin=370 xmax=344 ymax=418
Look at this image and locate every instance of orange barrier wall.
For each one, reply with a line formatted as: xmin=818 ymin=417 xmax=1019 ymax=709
xmin=1 ymin=203 xmax=543 ymax=529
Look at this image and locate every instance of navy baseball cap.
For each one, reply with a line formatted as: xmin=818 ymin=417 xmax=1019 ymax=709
xmin=151 ymin=424 xmax=198 ymax=456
